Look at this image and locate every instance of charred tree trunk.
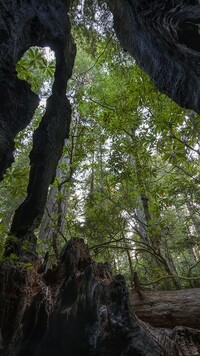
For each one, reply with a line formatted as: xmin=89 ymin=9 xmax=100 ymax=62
xmin=0 ymin=0 xmax=76 ymax=257
xmin=108 ymin=0 xmax=200 ymax=113
xmin=1 ymin=238 xmax=200 ymax=356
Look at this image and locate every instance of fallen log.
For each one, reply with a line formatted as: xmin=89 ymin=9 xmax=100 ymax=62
xmin=130 ymin=288 xmax=200 ymax=329
xmin=1 ymin=238 xmax=200 ymax=355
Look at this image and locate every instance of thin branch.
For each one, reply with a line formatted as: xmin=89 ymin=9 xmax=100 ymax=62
xmin=58 ymin=230 xmax=68 ymax=243
xmin=170 ymin=133 xmax=200 ymax=155
xmin=187 ymin=260 xmax=200 ymax=276
xmin=175 ymin=164 xmax=200 ymax=182
xmin=134 ymin=248 xmax=164 ymax=265
xmin=75 ymin=34 xmax=114 ymax=77
xmin=86 ymin=96 xmax=116 ymax=112
xmin=141 ymin=274 xmax=200 ymax=286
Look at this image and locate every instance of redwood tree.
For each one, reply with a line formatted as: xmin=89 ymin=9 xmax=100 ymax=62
xmin=0 ymin=1 xmax=200 ymax=355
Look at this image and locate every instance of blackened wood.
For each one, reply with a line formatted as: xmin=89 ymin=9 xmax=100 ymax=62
xmin=108 ymin=0 xmax=200 ymax=113
xmin=0 ymin=0 xmax=76 ymax=256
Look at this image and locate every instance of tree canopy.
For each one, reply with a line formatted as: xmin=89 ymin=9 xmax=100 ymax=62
xmin=0 ymin=17 xmax=199 ymax=290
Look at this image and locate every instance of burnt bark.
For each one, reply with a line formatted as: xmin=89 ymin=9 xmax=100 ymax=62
xmin=0 ymin=0 xmax=76 ymax=256
xmin=1 ymin=238 xmax=200 ymax=356
xmin=130 ymin=288 xmax=200 ymax=329
xmin=108 ymin=0 xmax=200 ymax=113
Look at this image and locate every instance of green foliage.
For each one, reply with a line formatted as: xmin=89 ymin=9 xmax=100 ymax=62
xmin=17 ymin=46 xmax=55 ymax=94
xmin=65 ymin=34 xmax=200 ymax=289
xmin=0 ymin=24 xmax=200 ymax=291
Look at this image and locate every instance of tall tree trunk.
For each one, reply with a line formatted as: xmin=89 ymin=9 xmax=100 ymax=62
xmin=129 ymin=131 xmax=181 ymax=289
xmin=187 ymin=201 xmax=200 ymax=240
xmin=38 ymin=151 xmax=70 ymax=259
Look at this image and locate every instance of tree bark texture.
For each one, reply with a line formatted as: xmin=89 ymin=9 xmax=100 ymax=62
xmin=0 ymin=0 xmax=76 ymax=256
xmin=130 ymin=289 xmax=200 ymax=329
xmin=108 ymin=0 xmax=200 ymax=113
xmin=1 ymin=238 xmax=200 ymax=356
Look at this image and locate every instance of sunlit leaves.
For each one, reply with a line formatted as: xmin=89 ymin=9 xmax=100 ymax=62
xmin=16 ymin=46 xmax=55 ymax=94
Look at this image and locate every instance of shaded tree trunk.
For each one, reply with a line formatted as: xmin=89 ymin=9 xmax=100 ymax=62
xmin=128 ymin=130 xmax=181 ymax=289
xmin=187 ymin=201 xmax=200 ymax=240
xmin=38 ymin=149 xmax=71 ymax=259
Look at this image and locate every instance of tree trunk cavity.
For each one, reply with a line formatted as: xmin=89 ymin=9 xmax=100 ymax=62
xmin=0 ymin=0 xmax=76 ymax=257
